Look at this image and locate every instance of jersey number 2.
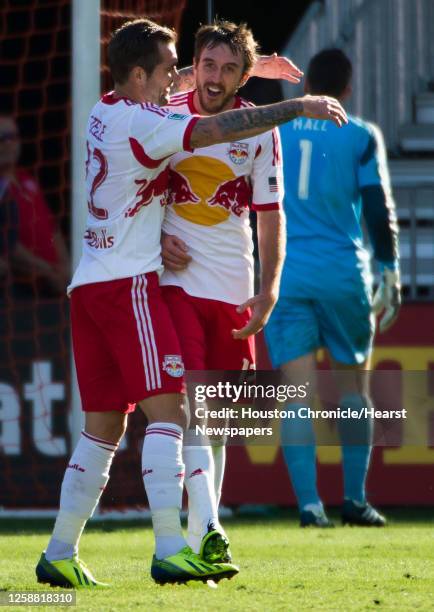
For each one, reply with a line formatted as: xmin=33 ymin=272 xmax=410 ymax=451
xmin=298 ymin=139 xmax=312 ymax=200
xmin=86 ymin=143 xmax=109 ymax=220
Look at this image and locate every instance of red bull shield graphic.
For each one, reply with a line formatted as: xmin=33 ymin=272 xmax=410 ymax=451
xmin=228 ymin=142 xmax=249 ymax=165
xmin=162 ymin=355 xmax=184 ymax=378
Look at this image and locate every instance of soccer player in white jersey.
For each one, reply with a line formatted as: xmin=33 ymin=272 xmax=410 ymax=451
xmin=34 ymin=18 xmax=347 ymax=588
xmin=160 ymin=20 xmax=288 ymax=555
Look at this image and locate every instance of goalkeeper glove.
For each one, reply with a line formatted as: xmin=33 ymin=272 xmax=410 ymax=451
xmin=372 ymin=265 xmax=401 ymax=332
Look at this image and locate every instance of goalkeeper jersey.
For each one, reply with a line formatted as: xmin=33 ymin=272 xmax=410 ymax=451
xmin=160 ymin=90 xmax=283 ymax=305
xmin=69 ymin=92 xmax=199 ymax=293
xmin=278 ymin=115 xmax=393 ymax=298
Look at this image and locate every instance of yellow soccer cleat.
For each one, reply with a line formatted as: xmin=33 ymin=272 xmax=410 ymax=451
xmin=151 ymin=546 xmax=239 ymax=585
xmin=199 ymin=529 xmax=232 ymax=563
xmin=35 ymin=552 xmax=109 ymax=588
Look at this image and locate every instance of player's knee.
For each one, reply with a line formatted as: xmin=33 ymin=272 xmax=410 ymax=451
xmin=84 ymin=412 xmax=127 ymax=445
xmin=139 ymin=393 xmax=188 ymax=430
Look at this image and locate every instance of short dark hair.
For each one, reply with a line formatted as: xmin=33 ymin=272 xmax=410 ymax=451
xmin=194 ymin=20 xmax=258 ymax=74
xmin=307 ymin=48 xmax=352 ymax=98
xmin=108 ymin=18 xmax=176 ymax=84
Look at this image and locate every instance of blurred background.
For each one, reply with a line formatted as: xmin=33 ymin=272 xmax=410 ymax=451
xmin=0 ymin=0 xmax=433 ymax=515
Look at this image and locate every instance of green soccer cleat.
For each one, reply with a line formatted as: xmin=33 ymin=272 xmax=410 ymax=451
xmin=35 ymin=552 xmax=109 ymax=588
xmin=150 ymin=546 xmax=239 ymax=585
xmin=199 ymin=529 xmax=232 ymax=563
xmin=342 ymin=499 xmax=387 ymax=527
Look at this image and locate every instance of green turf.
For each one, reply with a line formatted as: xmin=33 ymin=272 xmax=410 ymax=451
xmin=0 ymin=510 xmax=433 ymax=611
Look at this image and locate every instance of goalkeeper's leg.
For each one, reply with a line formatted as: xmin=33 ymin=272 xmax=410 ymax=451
xmin=333 ymin=361 xmax=386 ymax=526
xmin=265 ymin=301 xmax=333 ymax=527
xmin=280 ymin=353 xmax=334 ymax=527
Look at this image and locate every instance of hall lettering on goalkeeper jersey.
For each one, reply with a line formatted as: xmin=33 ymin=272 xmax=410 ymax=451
xmin=278 ymin=115 xmax=393 ymax=298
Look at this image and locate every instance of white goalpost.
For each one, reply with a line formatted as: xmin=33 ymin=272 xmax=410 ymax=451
xmin=70 ymin=0 xmax=101 ymax=448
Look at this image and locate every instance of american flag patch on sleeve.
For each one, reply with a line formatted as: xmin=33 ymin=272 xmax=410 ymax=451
xmin=268 ymin=176 xmax=279 ymax=192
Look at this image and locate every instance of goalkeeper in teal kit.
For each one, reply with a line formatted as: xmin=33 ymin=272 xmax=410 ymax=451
xmin=265 ymin=49 xmax=400 ymax=527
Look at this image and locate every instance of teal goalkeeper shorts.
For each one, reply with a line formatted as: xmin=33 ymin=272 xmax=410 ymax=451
xmin=264 ymin=294 xmax=375 ymax=367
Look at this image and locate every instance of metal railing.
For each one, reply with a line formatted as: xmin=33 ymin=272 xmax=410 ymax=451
xmin=282 ymin=0 xmax=434 ymax=152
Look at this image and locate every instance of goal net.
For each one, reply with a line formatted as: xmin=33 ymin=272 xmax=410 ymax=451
xmin=0 ymin=0 xmax=186 ymax=515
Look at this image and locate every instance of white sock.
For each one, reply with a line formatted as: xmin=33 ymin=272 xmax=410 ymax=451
xmin=45 ymin=431 xmax=117 ymax=561
xmin=142 ymin=422 xmax=187 ymax=560
xmin=212 ymin=444 xmax=226 ymax=508
xmin=183 ymin=433 xmax=221 ymax=552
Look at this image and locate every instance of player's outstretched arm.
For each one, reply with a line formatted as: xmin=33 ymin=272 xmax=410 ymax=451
xmin=174 ymin=54 xmax=303 ymax=94
xmin=250 ymin=54 xmax=303 ymax=83
xmin=190 ymin=95 xmax=348 ymax=149
xmin=232 ymin=210 xmax=285 ymax=340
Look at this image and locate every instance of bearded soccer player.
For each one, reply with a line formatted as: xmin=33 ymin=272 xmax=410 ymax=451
xmin=160 ymin=20 xmax=292 ymax=555
xmin=35 ymin=19 xmax=347 ymax=588
xmin=265 ymin=49 xmax=400 ymax=528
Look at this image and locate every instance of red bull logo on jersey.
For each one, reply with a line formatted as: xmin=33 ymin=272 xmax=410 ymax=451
xmin=207 ymin=175 xmax=252 ymax=217
xmin=168 ymin=169 xmax=200 ymax=206
xmin=125 ymin=166 xmax=169 ymax=217
xmin=228 ymin=142 xmax=249 ymax=165
xmin=84 ymin=228 xmax=115 ymax=249
xmin=162 ymin=354 xmax=184 ymax=378
xmin=170 ymin=156 xmax=251 ymax=226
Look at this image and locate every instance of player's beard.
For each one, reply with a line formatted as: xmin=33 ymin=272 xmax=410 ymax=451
xmin=196 ymin=82 xmax=238 ymax=114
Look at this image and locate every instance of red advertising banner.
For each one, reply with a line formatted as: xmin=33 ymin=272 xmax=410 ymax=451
xmin=0 ymin=303 xmax=432 ymax=510
xmin=223 ymin=304 xmax=434 ymax=507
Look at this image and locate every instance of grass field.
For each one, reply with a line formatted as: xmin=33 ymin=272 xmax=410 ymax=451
xmin=0 ymin=509 xmax=433 ymax=611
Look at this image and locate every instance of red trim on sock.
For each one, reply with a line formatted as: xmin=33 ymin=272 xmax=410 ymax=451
xmin=81 ymin=430 xmax=118 ymax=449
xmin=146 ymin=426 xmax=182 ymax=437
xmin=145 ymin=429 xmax=182 ymax=440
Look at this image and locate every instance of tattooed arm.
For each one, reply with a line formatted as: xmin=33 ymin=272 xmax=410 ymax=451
xmin=190 ymin=95 xmax=348 ymax=149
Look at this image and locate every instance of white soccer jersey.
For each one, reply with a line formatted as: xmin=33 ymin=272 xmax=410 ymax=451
xmin=68 ymin=92 xmax=199 ymax=293
xmin=161 ymin=90 xmax=284 ymax=305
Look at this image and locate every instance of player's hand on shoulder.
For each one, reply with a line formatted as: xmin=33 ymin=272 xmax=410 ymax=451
xmin=232 ymin=292 xmax=277 ymax=340
xmin=372 ymin=266 xmax=401 ymax=332
xmin=161 ymin=233 xmax=192 ymax=271
xmin=300 ymin=95 xmax=348 ymax=127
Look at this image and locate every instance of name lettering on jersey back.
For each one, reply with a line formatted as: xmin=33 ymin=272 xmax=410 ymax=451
xmin=125 ymin=166 xmax=169 ymax=217
xmin=292 ymin=118 xmax=328 ymax=132
xmin=89 ymin=115 xmax=107 ymax=142
xmin=84 ymin=228 xmax=115 ymax=249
